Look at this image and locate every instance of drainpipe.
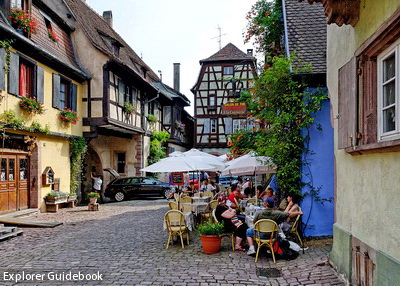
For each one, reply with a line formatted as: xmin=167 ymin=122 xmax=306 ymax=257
xmin=282 ymin=0 xmax=292 ymax=72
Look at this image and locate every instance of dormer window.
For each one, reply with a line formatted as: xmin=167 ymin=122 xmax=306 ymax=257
xmin=44 ymin=18 xmax=57 ymax=42
xmin=11 ymin=0 xmax=23 ymax=9
xmin=112 ymin=42 xmax=120 ymax=57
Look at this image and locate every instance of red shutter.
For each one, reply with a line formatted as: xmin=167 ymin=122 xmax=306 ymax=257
xmin=338 ymin=57 xmax=357 ymax=149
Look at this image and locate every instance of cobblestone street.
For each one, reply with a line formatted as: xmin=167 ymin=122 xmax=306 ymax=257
xmin=0 ymin=200 xmax=345 ymax=285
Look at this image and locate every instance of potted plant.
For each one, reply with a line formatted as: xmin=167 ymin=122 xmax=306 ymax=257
xmin=147 ymin=114 xmax=157 ymax=123
xmin=19 ymin=96 xmax=45 ymax=114
xmin=123 ymin=102 xmax=135 ymax=114
xmin=196 ymin=221 xmax=224 ymax=254
xmin=45 ymin=191 xmax=68 ymax=204
xmin=58 ymin=108 xmax=78 ymax=125
xmin=9 ymin=8 xmax=38 ymax=34
xmin=87 ymin=192 xmax=100 ymax=204
xmin=47 ymin=28 xmax=58 ymax=42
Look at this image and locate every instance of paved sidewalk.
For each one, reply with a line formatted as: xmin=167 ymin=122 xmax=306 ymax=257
xmin=0 ymin=199 xmax=345 ymax=285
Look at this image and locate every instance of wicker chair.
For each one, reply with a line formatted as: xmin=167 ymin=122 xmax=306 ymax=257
xmin=164 ymin=210 xmax=190 ymax=249
xmin=253 ymin=219 xmax=278 ymax=263
xmin=212 ymin=209 xmax=235 ymax=251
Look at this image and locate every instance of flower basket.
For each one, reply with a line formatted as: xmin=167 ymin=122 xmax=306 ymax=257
xmin=9 ymin=8 xmax=37 ymax=34
xmin=47 ymin=29 xmax=58 ymax=42
xmin=87 ymin=192 xmax=100 ymax=199
xmin=123 ymin=102 xmax=135 ymax=114
xmin=175 ymin=120 xmax=185 ymax=133
xmin=19 ymin=97 xmax=45 ymax=114
xmin=146 ymin=114 xmax=157 ymax=123
xmin=58 ymin=108 xmax=78 ymax=125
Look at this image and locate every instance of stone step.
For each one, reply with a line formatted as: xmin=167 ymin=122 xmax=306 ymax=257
xmin=0 ymin=230 xmax=23 ymax=241
xmin=0 ymin=226 xmax=17 ymax=235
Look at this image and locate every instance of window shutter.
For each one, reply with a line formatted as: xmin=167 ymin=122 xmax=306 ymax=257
xmin=0 ymin=48 xmax=5 ymax=91
xmin=224 ymin=117 xmax=233 ymax=134
xmin=35 ymin=66 xmax=44 ymax=103
xmin=204 ymin=118 xmax=210 ymax=133
xmin=338 ymin=57 xmax=357 ymax=149
xmin=52 ymin=73 xmax=61 ymax=109
xmin=361 ymin=58 xmax=377 ymax=144
xmin=70 ymin=83 xmax=77 ymax=112
xmin=8 ymin=52 xmax=19 ymax=95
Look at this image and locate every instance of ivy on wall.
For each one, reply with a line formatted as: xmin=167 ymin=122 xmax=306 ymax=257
xmin=70 ymin=136 xmax=87 ymax=195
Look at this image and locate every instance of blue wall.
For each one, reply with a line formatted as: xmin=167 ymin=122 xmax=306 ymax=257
xmin=301 ymin=98 xmax=334 ymax=237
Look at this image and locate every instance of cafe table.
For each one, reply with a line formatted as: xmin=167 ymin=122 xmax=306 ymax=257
xmin=192 ymin=196 xmax=211 ymax=203
xmin=181 ymin=202 xmax=208 ymax=216
xmin=163 ymin=211 xmax=195 ymax=231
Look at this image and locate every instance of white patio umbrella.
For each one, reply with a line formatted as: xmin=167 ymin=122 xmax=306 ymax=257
xmin=182 ymin=149 xmax=226 ymax=171
xmin=141 ymin=155 xmax=215 ymax=173
xmin=221 ymin=152 xmax=276 ymax=176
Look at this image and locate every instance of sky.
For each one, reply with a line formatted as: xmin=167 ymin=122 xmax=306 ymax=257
xmin=85 ymin=0 xmax=259 ymax=115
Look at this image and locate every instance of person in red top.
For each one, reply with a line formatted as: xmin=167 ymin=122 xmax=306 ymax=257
xmin=228 ymin=184 xmax=244 ymax=209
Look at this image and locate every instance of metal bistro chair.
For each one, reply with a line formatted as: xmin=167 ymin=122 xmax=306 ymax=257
xmin=164 ymin=210 xmax=190 ymax=249
xmin=212 ymin=209 xmax=235 ymax=251
xmin=254 ymin=219 xmax=278 ymax=263
xmin=234 ymin=197 xmax=243 ymax=213
xmin=203 ymin=190 xmax=213 ymax=197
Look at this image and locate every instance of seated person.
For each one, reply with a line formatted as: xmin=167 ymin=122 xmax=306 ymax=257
xmin=227 ymin=184 xmax=244 ymax=209
xmin=200 ymin=179 xmax=216 ymax=193
xmin=215 ymin=193 xmax=249 ymax=251
xmin=182 ymin=182 xmax=197 ymax=197
xmin=280 ymin=193 xmax=301 ymax=232
xmin=245 ymin=198 xmax=303 ymax=256
xmin=243 ymin=187 xmax=252 ymax=198
xmin=257 ymin=187 xmax=275 ymax=203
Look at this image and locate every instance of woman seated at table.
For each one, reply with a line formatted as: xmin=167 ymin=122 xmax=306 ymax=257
xmin=280 ymin=192 xmax=301 ymax=232
xmin=215 ymin=193 xmax=248 ymax=251
xmin=228 ymin=184 xmax=244 ymax=209
xmin=257 ymin=186 xmax=275 ymax=202
xmin=182 ymin=181 xmax=197 ymax=197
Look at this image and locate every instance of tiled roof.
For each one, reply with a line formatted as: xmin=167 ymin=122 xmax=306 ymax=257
xmin=153 ymin=82 xmax=190 ymax=106
xmin=64 ymin=0 xmax=159 ymax=83
xmin=200 ymin=43 xmax=255 ymax=63
xmin=284 ymin=0 xmax=326 ymax=73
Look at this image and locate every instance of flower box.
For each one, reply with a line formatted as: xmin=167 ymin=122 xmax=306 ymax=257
xmin=9 ymin=8 xmax=37 ymax=34
xmin=58 ymin=108 xmax=78 ymax=125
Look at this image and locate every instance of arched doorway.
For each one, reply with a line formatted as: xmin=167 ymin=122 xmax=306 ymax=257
xmin=81 ymin=146 xmax=102 ymax=203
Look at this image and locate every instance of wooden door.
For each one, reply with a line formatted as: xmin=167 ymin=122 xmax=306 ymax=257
xmin=0 ymin=156 xmax=17 ymax=213
xmin=17 ymin=156 xmax=29 ymax=210
xmin=0 ymin=154 xmax=29 ymax=213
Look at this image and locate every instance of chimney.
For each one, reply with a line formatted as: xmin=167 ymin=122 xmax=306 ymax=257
xmin=103 ymin=11 xmax=113 ymax=28
xmin=173 ymin=63 xmax=180 ymax=92
xmin=247 ymin=49 xmax=253 ymax=57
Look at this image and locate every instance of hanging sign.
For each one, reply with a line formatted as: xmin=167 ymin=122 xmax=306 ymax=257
xmin=221 ymin=102 xmax=247 ymax=115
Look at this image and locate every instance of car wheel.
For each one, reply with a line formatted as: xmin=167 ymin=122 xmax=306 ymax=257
xmin=163 ymin=188 xmax=173 ymax=199
xmin=114 ymin=191 xmax=125 ymax=202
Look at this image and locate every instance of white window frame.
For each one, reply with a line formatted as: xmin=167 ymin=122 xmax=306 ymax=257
xmin=378 ymin=38 xmax=400 ymax=141
xmin=223 ymin=66 xmax=234 ymax=75
xmin=232 ymin=119 xmax=247 ymax=133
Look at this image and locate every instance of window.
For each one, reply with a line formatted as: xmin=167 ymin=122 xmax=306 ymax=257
xmin=19 ymin=58 xmax=34 ymax=98
xmin=116 ymin=153 xmax=125 ymax=174
xmin=163 ymin=106 xmax=172 ymax=125
xmin=223 ymin=66 xmax=234 ymax=75
xmin=378 ymin=41 xmax=398 ymax=140
xmin=211 ymin=119 xmax=217 ymax=133
xmin=52 ymin=74 xmax=77 ymax=111
xmin=233 ymin=119 xmax=247 ymax=133
xmin=209 ymin=94 xmax=216 ymax=107
xmin=11 ymin=0 xmax=23 ymax=9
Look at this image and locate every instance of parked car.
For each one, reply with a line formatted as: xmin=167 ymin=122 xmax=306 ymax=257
xmin=104 ymin=168 xmax=174 ymax=201
xmin=218 ymin=176 xmax=238 ymax=188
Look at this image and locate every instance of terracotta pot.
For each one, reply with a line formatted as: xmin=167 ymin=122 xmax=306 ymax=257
xmin=200 ymin=235 xmax=222 ymax=254
xmin=89 ymin=197 xmax=97 ymax=204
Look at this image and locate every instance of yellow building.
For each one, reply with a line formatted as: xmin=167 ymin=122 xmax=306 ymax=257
xmin=304 ymin=0 xmax=400 ymax=284
xmin=0 ymin=1 xmax=89 ymax=213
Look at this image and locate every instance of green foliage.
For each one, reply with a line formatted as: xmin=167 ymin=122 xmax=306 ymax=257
xmin=244 ymin=0 xmax=283 ymax=61
xmin=27 ymin=121 xmax=50 ymax=134
xmin=196 ymin=220 xmax=224 ymax=236
xmin=0 ymin=110 xmax=26 ymax=129
xmin=231 ymin=55 xmax=327 ymax=195
xmin=146 ymin=114 xmax=157 ymax=123
xmin=123 ymin=102 xmax=135 ymax=114
xmin=46 ymin=191 xmax=68 ymax=197
xmin=228 ymin=129 xmax=262 ymax=158
xmin=70 ymin=137 xmax=87 ymax=195
xmin=147 ymin=131 xmax=170 ymax=166
xmin=87 ymin=192 xmax=100 ymax=198
xmin=0 ymin=39 xmax=15 ymax=73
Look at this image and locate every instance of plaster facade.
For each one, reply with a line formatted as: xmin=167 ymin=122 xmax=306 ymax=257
xmin=326 ymin=0 xmax=400 ymax=283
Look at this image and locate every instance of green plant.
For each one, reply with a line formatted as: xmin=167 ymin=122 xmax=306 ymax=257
xmin=87 ymin=192 xmax=100 ymax=198
xmin=175 ymin=120 xmax=185 ymax=133
xmin=47 ymin=29 xmax=58 ymax=42
xmin=0 ymin=110 xmax=26 ymax=129
xmin=123 ymin=102 xmax=135 ymax=114
xmin=27 ymin=121 xmax=50 ymax=134
xmin=196 ymin=221 xmax=224 ymax=236
xmin=46 ymin=191 xmax=68 ymax=197
xmin=0 ymin=39 xmax=14 ymax=74
xmin=147 ymin=114 xmax=157 ymax=123
xmin=58 ymin=108 xmax=78 ymax=125
xmin=147 ymin=131 xmax=170 ymax=166
xmin=19 ymin=96 xmax=45 ymax=114
xmin=70 ymin=137 xmax=87 ymax=195
xmin=9 ymin=8 xmax=38 ymax=34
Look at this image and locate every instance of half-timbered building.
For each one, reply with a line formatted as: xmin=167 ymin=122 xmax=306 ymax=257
xmin=191 ymin=43 xmax=257 ymax=155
